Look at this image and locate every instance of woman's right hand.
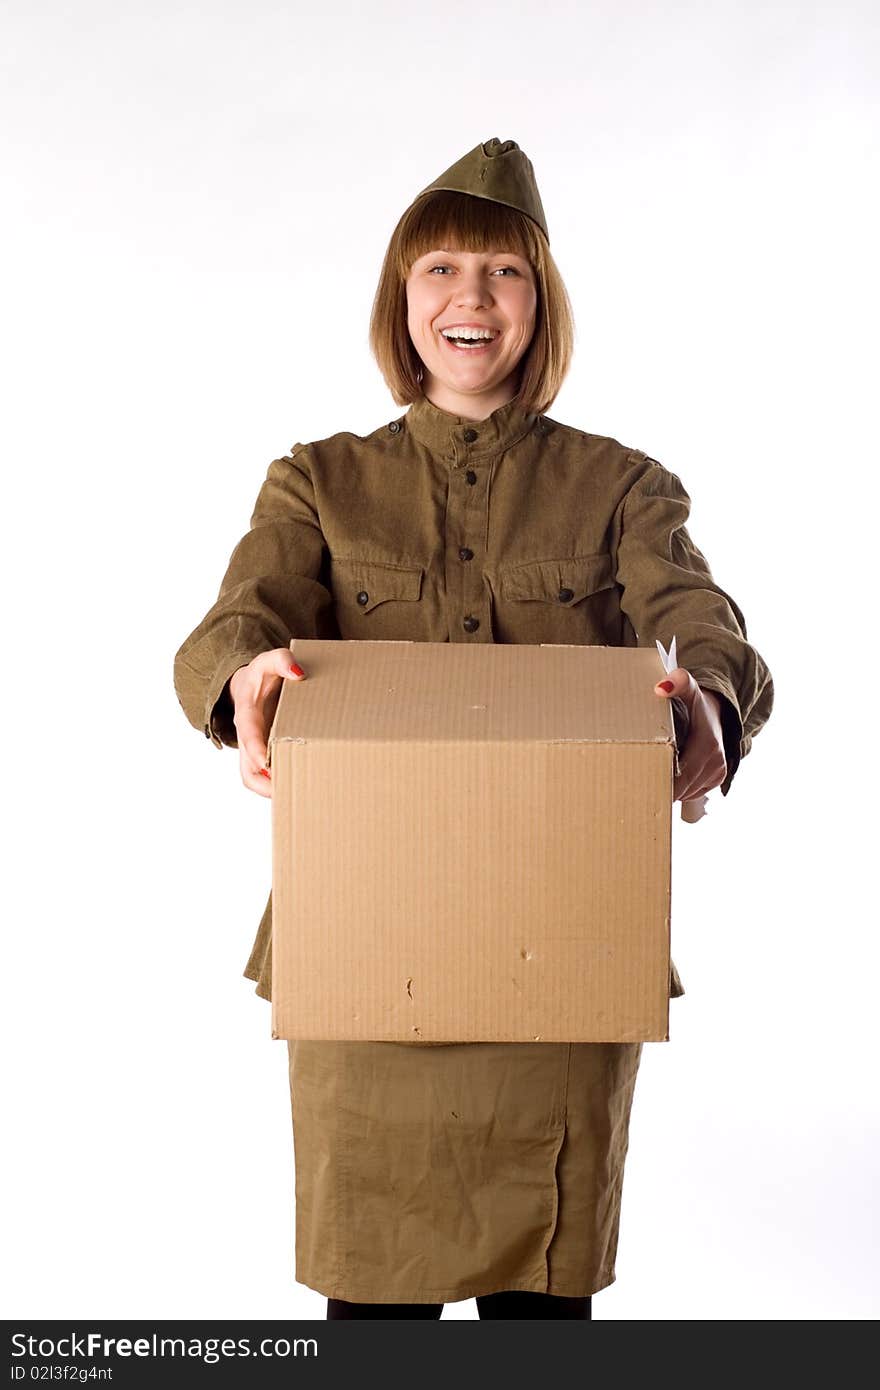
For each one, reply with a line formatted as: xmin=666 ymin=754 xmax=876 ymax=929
xmin=229 ymin=649 xmax=307 ymax=798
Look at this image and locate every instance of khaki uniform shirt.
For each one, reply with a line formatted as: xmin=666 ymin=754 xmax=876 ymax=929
xmin=174 ymin=394 xmax=774 ymax=1016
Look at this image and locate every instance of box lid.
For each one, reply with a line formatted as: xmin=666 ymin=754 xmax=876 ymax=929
xmin=270 ymin=640 xmax=675 ymax=749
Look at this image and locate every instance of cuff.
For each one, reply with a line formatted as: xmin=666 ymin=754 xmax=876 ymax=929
xmin=691 ymin=673 xmax=743 ymax=797
xmin=203 ymin=652 xmax=262 ymax=750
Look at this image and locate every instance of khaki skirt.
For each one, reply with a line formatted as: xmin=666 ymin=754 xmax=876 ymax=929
xmin=286 ymin=1038 xmax=643 ymax=1304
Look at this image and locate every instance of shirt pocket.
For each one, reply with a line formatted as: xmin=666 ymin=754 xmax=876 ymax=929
xmin=493 ymin=552 xmax=623 ymax=644
xmin=330 ymin=556 xmax=428 ymax=639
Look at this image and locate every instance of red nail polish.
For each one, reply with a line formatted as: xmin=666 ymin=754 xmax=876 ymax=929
xmin=259 ymin=767 xmax=271 ymax=779
xmin=290 ymin=662 xmax=305 ymax=677
xmin=658 ymin=679 xmax=674 ymax=692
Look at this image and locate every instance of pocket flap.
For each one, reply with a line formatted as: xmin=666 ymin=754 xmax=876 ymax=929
xmin=500 ymin=552 xmax=615 ymax=603
xmin=332 ymin=558 xmax=424 ymax=613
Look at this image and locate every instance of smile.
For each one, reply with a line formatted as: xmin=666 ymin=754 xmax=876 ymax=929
xmin=439 ymin=329 xmax=500 ymax=353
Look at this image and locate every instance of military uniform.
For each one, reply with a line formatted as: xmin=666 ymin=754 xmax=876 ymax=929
xmin=173 ymin=138 xmax=773 ymax=1304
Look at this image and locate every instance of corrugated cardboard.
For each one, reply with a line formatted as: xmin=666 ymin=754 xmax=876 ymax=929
xmin=268 ymin=640 xmax=675 ymax=1044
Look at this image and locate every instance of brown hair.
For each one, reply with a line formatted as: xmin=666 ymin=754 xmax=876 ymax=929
xmin=369 ymin=190 xmax=575 ymax=414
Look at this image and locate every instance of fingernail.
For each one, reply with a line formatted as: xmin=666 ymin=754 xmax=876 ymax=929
xmin=259 ymin=768 xmax=271 ymax=779
xmin=289 ymin=662 xmax=305 ymax=678
xmin=657 ymin=680 xmax=674 ymax=692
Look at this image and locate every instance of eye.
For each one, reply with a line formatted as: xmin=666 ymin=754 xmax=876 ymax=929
xmin=493 ymin=266 xmax=519 ymax=276
xmin=428 ymin=264 xmax=453 ymax=274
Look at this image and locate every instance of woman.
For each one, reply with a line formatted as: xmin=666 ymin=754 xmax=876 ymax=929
xmin=173 ymin=137 xmax=774 ymax=1320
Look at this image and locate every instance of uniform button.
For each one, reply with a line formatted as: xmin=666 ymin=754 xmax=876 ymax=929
xmin=465 ymin=469 xmax=477 ymax=485
xmin=388 ymin=420 xmax=401 ymax=434
xmin=558 ymin=587 xmax=574 ymax=603
xmin=463 ymin=615 xmax=480 ymax=633
xmin=463 ymin=428 xmax=478 ymax=443
xmin=458 ymin=547 xmax=474 ymax=561
xmin=356 ymin=590 xmax=369 ymax=606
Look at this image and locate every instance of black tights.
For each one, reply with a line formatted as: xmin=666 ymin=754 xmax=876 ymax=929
xmin=327 ymin=1290 xmax=591 ymax=1320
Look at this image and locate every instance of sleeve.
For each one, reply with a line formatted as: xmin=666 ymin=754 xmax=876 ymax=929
xmin=614 ymin=456 xmax=774 ymax=796
xmin=173 ymin=444 xmax=337 ymax=749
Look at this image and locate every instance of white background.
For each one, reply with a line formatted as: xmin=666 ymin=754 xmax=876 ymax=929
xmin=3 ymin=0 xmax=877 ymax=1322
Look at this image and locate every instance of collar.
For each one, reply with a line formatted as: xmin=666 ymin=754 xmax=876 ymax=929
xmin=402 ymin=392 xmax=540 ymax=460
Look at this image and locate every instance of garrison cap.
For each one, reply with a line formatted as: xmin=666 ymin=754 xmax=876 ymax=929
xmin=414 ymin=137 xmax=549 ymax=242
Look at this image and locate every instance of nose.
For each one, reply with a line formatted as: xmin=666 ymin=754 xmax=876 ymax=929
xmin=455 ymin=269 xmax=492 ymax=311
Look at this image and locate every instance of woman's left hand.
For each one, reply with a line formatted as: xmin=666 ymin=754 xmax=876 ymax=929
xmin=654 ymin=667 xmax=727 ymax=802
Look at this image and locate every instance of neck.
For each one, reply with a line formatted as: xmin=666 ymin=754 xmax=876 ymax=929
xmin=420 ymin=371 xmax=521 ymax=421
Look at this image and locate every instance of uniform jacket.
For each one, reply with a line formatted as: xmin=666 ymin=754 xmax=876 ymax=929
xmin=174 ymin=393 xmax=774 ymax=1018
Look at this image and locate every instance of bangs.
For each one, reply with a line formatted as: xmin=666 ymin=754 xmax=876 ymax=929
xmin=395 ymin=190 xmax=541 ymax=278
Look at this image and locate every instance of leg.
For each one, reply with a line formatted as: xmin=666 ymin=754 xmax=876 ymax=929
xmin=327 ymin=1297 xmax=443 ymax=1320
xmin=476 ymin=1290 xmax=592 ymax=1320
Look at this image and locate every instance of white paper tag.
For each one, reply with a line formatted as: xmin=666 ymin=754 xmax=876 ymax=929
xmin=655 ymin=635 xmax=708 ymax=823
xmin=655 ymin=634 xmax=678 ymax=674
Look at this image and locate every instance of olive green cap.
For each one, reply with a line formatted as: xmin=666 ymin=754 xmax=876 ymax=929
xmin=414 ymin=137 xmax=549 ymax=242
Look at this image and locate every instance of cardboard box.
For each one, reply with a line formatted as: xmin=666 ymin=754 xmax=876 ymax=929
xmin=268 ymin=639 xmax=675 ymax=1044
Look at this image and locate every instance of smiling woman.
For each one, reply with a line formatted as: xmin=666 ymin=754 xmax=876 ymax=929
xmin=405 ymin=246 xmax=538 ymax=417
xmin=369 ymin=160 xmax=574 ymax=417
xmin=173 ymin=135 xmax=774 ymax=1323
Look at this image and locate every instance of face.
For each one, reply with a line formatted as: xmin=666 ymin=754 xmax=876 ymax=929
xmin=405 ymin=246 xmax=537 ymax=419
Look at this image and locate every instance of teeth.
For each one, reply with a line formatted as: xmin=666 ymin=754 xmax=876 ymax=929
xmin=441 ymin=327 xmax=497 ymax=341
